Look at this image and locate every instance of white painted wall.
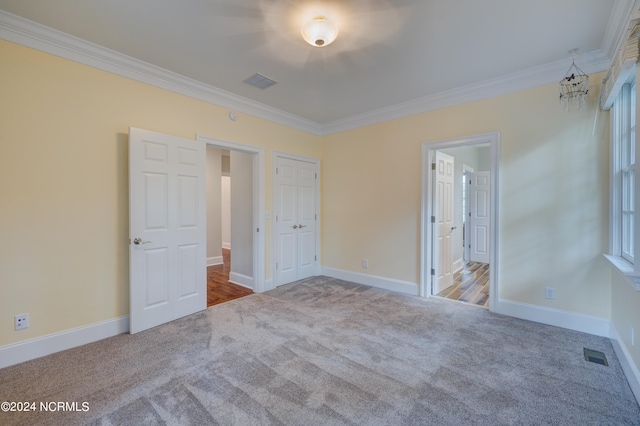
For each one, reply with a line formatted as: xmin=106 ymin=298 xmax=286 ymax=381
xmin=206 ymin=146 xmax=222 ymax=265
xmin=230 ymin=151 xmax=254 ymax=283
xmin=221 ymin=175 xmax=231 ymax=249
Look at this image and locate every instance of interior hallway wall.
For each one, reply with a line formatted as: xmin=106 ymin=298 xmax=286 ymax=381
xmin=206 ymin=146 xmax=223 ymax=265
xmin=230 ymin=150 xmax=254 ymax=285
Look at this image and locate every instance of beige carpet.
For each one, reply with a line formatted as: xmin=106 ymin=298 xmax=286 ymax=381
xmin=0 ymin=276 xmax=639 ymax=425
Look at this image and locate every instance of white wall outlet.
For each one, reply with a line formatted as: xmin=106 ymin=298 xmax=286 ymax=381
xmin=362 ymin=259 xmax=369 ymax=269
xmin=15 ymin=313 xmax=29 ymax=331
xmin=545 ymin=287 xmax=555 ymax=299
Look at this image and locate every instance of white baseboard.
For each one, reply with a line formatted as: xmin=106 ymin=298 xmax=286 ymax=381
xmin=207 ymin=256 xmax=223 ymax=267
xmin=222 ymin=242 xmax=231 ymax=250
xmin=496 ymin=299 xmax=611 ymax=337
xmin=453 ymin=258 xmax=463 ymax=273
xmin=321 ymin=267 xmax=419 ymax=296
xmin=610 ymin=324 xmax=640 ymax=405
xmin=229 ymin=272 xmax=254 ymax=290
xmin=263 ymin=278 xmax=273 ymax=292
xmin=0 ymin=316 xmax=129 ymax=369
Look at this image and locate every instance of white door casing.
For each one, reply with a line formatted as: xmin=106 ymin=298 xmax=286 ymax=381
xmin=275 ymin=155 xmax=318 ymax=286
xmin=129 ymin=127 xmax=206 ymax=334
xmin=196 ymin=134 xmax=266 ymax=293
xmin=433 ymin=151 xmax=455 ymax=294
xmin=469 ymin=171 xmax=490 ymax=264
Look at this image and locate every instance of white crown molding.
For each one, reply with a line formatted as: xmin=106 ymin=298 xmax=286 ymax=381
xmin=0 ymin=3 xmax=634 ymax=136
xmin=602 ymin=0 xmax=638 ymax=58
xmin=0 ymin=10 xmax=323 ymax=136
xmin=321 ymin=50 xmax=611 ymax=135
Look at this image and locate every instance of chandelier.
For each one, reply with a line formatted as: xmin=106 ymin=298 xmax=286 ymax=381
xmin=559 ymin=59 xmax=589 ymax=111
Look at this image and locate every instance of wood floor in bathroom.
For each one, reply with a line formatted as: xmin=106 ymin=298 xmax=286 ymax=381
xmin=437 ymin=261 xmax=490 ymax=308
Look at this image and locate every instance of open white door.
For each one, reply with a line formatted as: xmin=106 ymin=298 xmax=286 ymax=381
xmin=129 ymin=127 xmax=206 ymax=334
xmin=433 ymin=151 xmax=455 ymax=294
xmin=469 ymin=171 xmax=490 ymax=264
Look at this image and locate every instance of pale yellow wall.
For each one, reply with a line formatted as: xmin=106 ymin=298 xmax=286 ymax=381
xmin=0 ymin=40 xmax=321 ymax=347
xmin=322 ymin=72 xmax=611 ymax=318
xmin=611 ymin=270 xmax=640 ymax=368
xmin=0 ymin=37 xmax=615 ymax=349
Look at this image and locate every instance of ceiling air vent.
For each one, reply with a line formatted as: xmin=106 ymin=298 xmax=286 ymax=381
xmin=243 ymin=73 xmax=277 ymax=90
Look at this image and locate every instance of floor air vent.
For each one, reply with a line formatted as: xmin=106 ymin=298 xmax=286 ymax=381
xmin=584 ymin=348 xmax=608 ymax=366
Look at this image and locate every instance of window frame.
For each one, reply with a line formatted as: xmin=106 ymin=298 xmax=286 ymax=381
xmin=608 ymin=72 xmax=640 ymax=290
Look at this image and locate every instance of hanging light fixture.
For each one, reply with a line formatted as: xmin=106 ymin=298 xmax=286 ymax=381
xmin=559 ymin=58 xmax=589 ymax=111
xmin=301 ymin=16 xmax=338 ymax=47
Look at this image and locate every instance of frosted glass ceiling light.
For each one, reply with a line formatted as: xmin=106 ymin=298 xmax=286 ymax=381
xmin=302 ymin=16 xmax=338 ymax=47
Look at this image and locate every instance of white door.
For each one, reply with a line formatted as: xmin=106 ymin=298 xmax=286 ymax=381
xmin=433 ymin=151 xmax=455 ymax=294
xmin=469 ymin=171 xmax=490 ymax=264
xmin=129 ymin=128 xmax=206 ymax=334
xmin=275 ymin=156 xmax=317 ymax=286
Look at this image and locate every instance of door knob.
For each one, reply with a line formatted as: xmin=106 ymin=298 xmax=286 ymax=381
xmin=292 ymin=225 xmax=298 ymax=229
xmin=133 ymin=237 xmax=151 ymax=245
xmin=451 ymin=226 xmax=457 ymax=231
xmin=298 ymin=224 xmax=307 ymax=228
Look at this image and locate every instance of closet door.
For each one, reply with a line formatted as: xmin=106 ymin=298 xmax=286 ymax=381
xmin=275 ymin=156 xmax=317 ymax=286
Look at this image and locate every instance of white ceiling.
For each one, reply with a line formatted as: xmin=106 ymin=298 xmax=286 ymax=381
xmin=0 ymin=0 xmax=632 ymax=130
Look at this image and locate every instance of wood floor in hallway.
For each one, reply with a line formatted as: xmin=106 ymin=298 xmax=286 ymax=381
xmin=436 ymin=261 xmax=490 ymax=308
xmin=207 ymin=248 xmax=253 ymax=307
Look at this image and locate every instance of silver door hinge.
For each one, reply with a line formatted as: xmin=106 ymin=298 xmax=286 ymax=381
xmin=431 ymin=268 xmax=435 ymax=275
xmin=315 ymin=214 xmax=317 ymax=220
xmin=257 ymin=228 xmax=260 ymax=232
xmin=315 ymin=173 xmax=317 ymax=179
xmin=432 ymin=163 xmax=436 ymax=170
xmin=315 ymin=255 xmax=317 ymax=261
xmin=276 ymin=167 xmax=279 ymax=174
xmin=431 ymin=216 xmax=435 ymax=223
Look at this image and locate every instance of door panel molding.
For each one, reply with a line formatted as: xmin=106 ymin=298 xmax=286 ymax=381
xmin=129 ymin=127 xmax=206 ymax=334
xmin=420 ymin=132 xmax=500 ymax=312
xmin=272 ymin=151 xmax=321 ymax=287
xmin=433 ymin=151 xmax=455 ymax=294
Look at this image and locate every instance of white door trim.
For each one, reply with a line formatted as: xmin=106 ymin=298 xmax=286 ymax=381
xmin=420 ymin=132 xmax=500 ymax=312
xmin=196 ymin=134 xmax=266 ymax=293
xmin=272 ymin=151 xmax=321 ymax=287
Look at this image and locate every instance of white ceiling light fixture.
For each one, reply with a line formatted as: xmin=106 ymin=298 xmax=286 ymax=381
xmin=301 ymin=16 xmax=338 ymax=47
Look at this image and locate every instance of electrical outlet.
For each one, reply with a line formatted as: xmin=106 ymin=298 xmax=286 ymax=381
xmin=545 ymin=287 xmax=555 ymax=299
xmin=362 ymin=259 xmax=369 ymax=269
xmin=15 ymin=313 xmax=29 ymax=331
